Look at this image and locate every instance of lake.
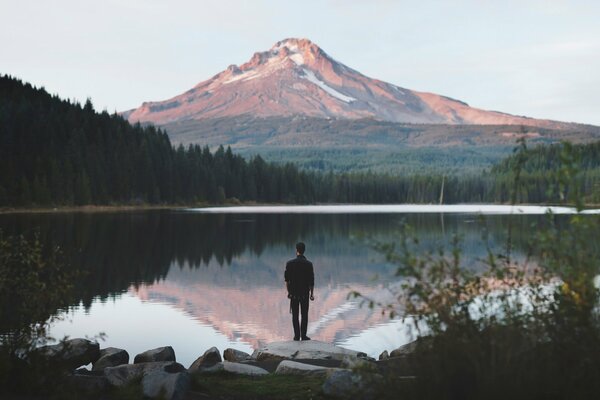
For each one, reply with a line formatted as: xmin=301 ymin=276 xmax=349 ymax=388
xmin=1 ymin=205 xmax=595 ymax=367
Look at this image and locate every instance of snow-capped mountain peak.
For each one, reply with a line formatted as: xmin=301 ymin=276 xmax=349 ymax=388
xmin=125 ymin=38 xmax=572 ymax=130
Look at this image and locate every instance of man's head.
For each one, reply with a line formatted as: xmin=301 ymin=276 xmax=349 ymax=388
xmin=296 ymin=242 xmax=306 ymax=255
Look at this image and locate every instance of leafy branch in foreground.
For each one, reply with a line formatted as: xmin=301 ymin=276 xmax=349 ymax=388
xmin=0 ymin=230 xmax=81 ymax=395
xmin=356 ymin=142 xmax=600 ymax=399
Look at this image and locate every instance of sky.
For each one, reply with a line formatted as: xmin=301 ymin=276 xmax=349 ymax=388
xmin=2 ymin=0 xmax=599 ymax=125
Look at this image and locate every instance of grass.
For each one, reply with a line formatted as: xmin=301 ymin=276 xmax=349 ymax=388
xmin=189 ymin=371 xmax=328 ymax=400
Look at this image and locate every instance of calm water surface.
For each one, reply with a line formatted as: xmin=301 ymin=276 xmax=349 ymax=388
xmin=0 ymin=206 xmax=584 ymax=367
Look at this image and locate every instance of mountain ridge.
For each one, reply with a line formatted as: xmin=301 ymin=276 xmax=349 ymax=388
xmin=124 ymin=38 xmax=583 ymax=130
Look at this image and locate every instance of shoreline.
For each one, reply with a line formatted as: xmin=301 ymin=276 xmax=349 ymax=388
xmin=0 ymin=204 xmax=189 ymax=215
xmin=2 ymin=201 xmax=598 ymax=215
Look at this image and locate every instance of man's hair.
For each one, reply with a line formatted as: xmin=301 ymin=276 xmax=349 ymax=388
xmin=296 ymin=242 xmax=306 ymax=255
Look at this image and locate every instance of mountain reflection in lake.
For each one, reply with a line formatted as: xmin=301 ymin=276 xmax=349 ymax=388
xmin=0 ymin=209 xmax=551 ymax=367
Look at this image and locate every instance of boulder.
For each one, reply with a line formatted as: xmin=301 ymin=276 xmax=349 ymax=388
xmin=322 ymin=369 xmax=381 ymax=400
xmin=223 ymin=348 xmax=251 ymax=362
xmin=67 ymin=372 xmax=111 ymax=394
xmin=252 ymin=340 xmax=361 ymax=362
xmin=357 ymin=352 xmax=376 ymax=362
xmin=38 ymin=338 xmax=100 ymax=370
xmin=92 ymin=347 xmax=129 ymax=371
xmin=389 ymin=337 xmax=432 ymax=358
xmin=188 ymin=347 xmax=222 ymax=372
xmin=195 ymin=362 xmax=225 ymax=374
xmin=142 ymin=370 xmax=190 ymax=400
xmin=376 ymin=356 xmax=416 ymax=377
xmin=389 ymin=341 xmax=418 ymax=358
xmin=340 ymin=355 xmax=377 ymax=372
xmin=134 ymin=346 xmax=176 ymax=364
xmin=104 ymin=361 xmax=185 ymax=387
xmin=275 ymin=360 xmax=337 ymax=376
xmin=378 ymin=350 xmax=389 ymax=360
xmin=322 ymin=370 xmax=363 ymax=398
xmin=222 ymin=361 xmax=268 ymax=376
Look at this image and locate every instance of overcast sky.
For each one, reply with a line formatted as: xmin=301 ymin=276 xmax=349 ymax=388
xmin=2 ymin=0 xmax=599 ymax=125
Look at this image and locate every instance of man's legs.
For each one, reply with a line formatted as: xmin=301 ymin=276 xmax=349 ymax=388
xmin=300 ymin=296 xmax=310 ymax=340
xmin=291 ymin=297 xmax=300 ymax=340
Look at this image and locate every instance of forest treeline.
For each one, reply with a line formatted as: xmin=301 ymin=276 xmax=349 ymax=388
xmin=1 ymin=75 xmax=599 ymax=206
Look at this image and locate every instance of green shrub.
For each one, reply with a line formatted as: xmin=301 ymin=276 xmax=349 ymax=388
xmin=366 ymin=142 xmax=600 ymax=399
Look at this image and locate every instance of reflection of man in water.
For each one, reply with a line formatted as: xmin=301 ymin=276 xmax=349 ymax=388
xmin=284 ymin=242 xmax=315 ymax=341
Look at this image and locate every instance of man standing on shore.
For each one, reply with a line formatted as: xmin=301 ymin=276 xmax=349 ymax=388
xmin=284 ymin=242 xmax=315 ymax=341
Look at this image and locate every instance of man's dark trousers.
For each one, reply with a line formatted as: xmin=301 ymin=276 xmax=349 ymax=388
xmin=291 ymin=295 xmax=309 ymax=339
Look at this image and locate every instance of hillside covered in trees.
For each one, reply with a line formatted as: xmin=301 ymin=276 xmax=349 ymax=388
xmin=1 ymin=75 xmax=599 ymax=207
xmin=0 ymin=75 xmax=318 ymax=206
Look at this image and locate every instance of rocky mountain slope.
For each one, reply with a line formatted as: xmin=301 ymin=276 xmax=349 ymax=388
xmin=123 ymin=39 xmax=598 ymax=155
xmin=124 ymin=38 xmax=576 ymax=129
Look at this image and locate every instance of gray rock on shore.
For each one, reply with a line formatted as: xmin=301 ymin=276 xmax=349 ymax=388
xmin=252 ymin=340 xmax=362 ymax=362
xmin=104 ymin=361 xmax=185 ymax=387
xmin=142 ymin=370 xmax=190 ymax=400
xmin=134 ymin=346 xmax=176 ymax=363
xmin=389 ymin=337 xmax=432 ymax=358
xmin=322 ymin=369 xmax=381 ymax=400
xmin=92 ymin=347 xmax=129 ymax=371
xmin=38 ymin=338 xmax=100 ymax=370
xmin=275 ymin=360 xmax=337 ymax=376
xmin=340 ymin=355 xmax=377 ymax=372
xmin=222 ymin=361 xmax=268 ymax=376
xmin=68 ymin=372 xmax=111 ymax=394
xmin=223 ymin=348 xmax=251 ymax=362
xmin=188 ymin=347 xmax=222 ymax=372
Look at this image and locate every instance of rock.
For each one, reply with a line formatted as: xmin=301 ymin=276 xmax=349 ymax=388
xmin=188 ymin=347 xmax=222 ymax=372
xmin=378 ymin=350 xmax=389 ymax=360
xmin=67 ymin=372 xmax=110 ymax=394
xmin=134 ymin=346 xmax=176 ymax=363
xmin=376 ymin=355 xmax=417 ymax=377
xmin=142 ymin=370 xmax=190 ymax=400
xmin=389 ymin=341 xmax=418 ymax=358
xmin=222 ymin=361 xmax=268 ymax=376
xmin=104 ymin=361 xmax=185 ymax=387
xmin=357 ymin=353 xmax=376 ymax=362
xmin=38 ymin=338 xmax=100 ymax=370
xmin=223 ymin=348 xmax=251 ymax=362
xmin=340 ymin=355 xmax=377 ymax=372
xmin=196 ymin=362 xmax=225 ymax=374
xmin=389 ymin=337 xmax=433 ymax=358
xmin=322 ymin=369 xmax=381 ymax=400
xmin=322 ymin=370 xmax=363 ymax=398
xmin=92 ymin=347 xmax=129 ymax=371
xmin=275 ymin=360 xmax=337 ymax=376
xmin=252 ymin=340 xmax=361 ymax=362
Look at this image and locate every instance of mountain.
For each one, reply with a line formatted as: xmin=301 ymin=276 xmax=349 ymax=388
xmin=123 ymin=38 xmax=599 ymax=168
xmin=125 ymin=38 xmax=580 ymax=129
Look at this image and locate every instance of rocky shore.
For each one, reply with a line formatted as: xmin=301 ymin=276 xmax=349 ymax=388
xmin=37 ymin=338 xmax=417 ymax=399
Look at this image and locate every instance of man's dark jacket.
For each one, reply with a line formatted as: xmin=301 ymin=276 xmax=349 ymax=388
xmin=285 ymin=255 xmax=314 ymax=296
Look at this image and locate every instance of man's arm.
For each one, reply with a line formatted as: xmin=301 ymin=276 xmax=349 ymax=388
xmin=284 ymin=263 xmax=291 ymax=298
xmin=309 ymin=262 xmax=314 ymax=300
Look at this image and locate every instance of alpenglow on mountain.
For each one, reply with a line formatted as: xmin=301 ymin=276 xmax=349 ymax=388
xmin=124 ymin=38 xmax=573 ymax=129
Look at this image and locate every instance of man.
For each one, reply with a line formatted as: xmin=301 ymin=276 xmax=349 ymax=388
xmin=284 ymin=242 xmax=315 ymax=341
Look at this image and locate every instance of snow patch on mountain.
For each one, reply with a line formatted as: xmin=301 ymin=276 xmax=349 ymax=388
xmin=301 ymin=69 xmax=356 ymax=103
xmin=223 ymin=57 xmax=284 ymax=84
xmin=289 ymin=53 xmax=304 ymax=65
xmin=124 ymin=37 xmax=579 ymax=130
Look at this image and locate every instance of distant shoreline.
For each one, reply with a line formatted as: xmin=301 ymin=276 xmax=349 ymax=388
xmin=0 ymin=201 xmax=282 ymax=214
xmin=0 ymin=204 xmax=186 ymax=214
xmin=2 ymin=202 xmax=599 ymax=215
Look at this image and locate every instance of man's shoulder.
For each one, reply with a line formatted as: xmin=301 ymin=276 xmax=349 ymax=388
xmin=286 ymin=258 xmax=299 ymax=267
xmin=286 ymin=257 xmax=312 ymax=266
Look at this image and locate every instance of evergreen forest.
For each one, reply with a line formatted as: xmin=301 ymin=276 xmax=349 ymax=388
xmin=1 ymin=75 xmax=599 ymax=207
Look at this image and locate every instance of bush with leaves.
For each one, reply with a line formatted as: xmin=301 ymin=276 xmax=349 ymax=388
xmin=361 ymin=142 xmax=600 ymax=399
xmin=0 ymin=230 xmax=81 ymax=395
